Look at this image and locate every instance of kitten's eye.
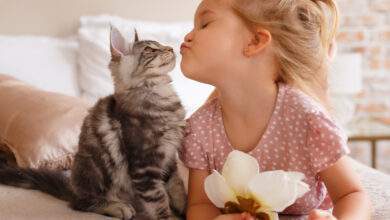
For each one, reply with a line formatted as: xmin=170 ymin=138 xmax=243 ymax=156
xmin=145 ymin=47 xmax=158 ymax=52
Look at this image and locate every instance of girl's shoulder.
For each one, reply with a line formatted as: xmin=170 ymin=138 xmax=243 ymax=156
xmin=186 ymin=97 xmax=218 ymax=133
xmin=282 ymin=83 xmax=332 ymax=121
xmin=181 ymin=98 xmax=219 ymax=171
xmin=281 ymin=83 xmax=346 ymax=137
xmin=281 ymin=84 xmax=350 ymax=175
xmin=186 ymin=96 xmax=219 ymax=128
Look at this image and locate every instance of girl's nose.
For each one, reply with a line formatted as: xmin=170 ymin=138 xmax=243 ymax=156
xmin=184 ymin=30 xmax=194 ymax=43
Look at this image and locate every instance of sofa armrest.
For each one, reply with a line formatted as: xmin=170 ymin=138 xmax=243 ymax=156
xmin=347 ymin=157 xmax=390 ymax=220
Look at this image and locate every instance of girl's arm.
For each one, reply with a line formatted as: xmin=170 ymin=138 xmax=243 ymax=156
xmin=186 ymin=168 xmax=244 ymax=220
xmin=187 ymin=168 xmax=221 ymax=219
xmin=310 ymin=156 xmax=372 ymax=220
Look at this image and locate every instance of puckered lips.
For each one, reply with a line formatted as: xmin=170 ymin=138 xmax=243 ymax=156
xmin=180 ymin=43 xmax=191 ymax=54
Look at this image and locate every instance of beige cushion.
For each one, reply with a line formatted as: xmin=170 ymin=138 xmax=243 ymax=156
xmin=0 ymin=74 xmax=90 ymax=169
xmin=0 ymin=184 xmax=112 ymax=220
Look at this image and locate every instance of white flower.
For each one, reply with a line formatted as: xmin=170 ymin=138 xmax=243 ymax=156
xmin=204 ymin=150 xmax=310 ymax=219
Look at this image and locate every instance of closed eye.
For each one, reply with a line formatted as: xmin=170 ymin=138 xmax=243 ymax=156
xmin=201 ymin=22 xmax=210 ymax=29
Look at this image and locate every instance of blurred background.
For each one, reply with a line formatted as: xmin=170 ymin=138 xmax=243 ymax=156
xmin=0 ymin=0 xmax=389 ymax=174
xmin=334 ymin=0 xmax=390 ymax=174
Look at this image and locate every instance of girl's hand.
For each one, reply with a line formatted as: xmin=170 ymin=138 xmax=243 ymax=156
xmin=240 ymin=212 xmax=256 ymax=220
xmin=308 ymin=209 xmax=337 ymax=220
xmin=213 ymin=214 xmax=242 ymax=220
xmin=213 ymin=212 xmax=255 ymax=220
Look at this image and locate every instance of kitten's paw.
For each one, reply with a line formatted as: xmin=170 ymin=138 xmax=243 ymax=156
xmin=102 ymin=202 xmax=136 ymax=220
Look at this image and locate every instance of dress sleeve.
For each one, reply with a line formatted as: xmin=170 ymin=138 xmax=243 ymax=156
xmin=178 ymin=119 xmax=209 ymax=171
xmin=305 ymin=111 xmax=350 ymax=175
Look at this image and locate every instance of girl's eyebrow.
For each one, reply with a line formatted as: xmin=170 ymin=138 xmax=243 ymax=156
xmin=200 ymin=9 xmax=215 ymax=16
xmin=194 ymin=8 xmax=216 ymax=25
xmin=197 ymin=9 xmax=216 ymax=18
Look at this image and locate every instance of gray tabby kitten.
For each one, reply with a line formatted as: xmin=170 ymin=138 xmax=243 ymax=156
xmin=0 ymin=27 xmax=187 ymax=220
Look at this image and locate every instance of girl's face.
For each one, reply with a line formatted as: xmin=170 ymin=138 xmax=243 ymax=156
xmin=180 ymin=0 xmax=252 ymax=86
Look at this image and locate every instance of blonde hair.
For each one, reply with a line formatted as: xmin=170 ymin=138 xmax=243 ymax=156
xmin=230 ymin=0 xmax=339 ymax=114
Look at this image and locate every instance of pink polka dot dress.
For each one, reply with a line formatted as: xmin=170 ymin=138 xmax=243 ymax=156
xmin=179 ymin=82 xmax=350 ymax=215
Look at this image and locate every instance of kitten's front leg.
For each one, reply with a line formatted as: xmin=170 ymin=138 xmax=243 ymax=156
xmin=133 ymin=179 xmax=172 ymax=219
xmin=98 ymin=201 xmax=136 ymax=220
xmin=71 ymin=197 xmax=136 ymax=220
xmin=165 ymin=166 xmax=187 ymax=217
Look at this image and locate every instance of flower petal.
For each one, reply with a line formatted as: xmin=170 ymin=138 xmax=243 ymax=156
xmin=248 ymin=170 xmax=302 ymax=212
xmin=222 ymin=150 xmax=259 ymax=197
xmin=296 ymin=181 xmax=310 ymax=198
xmin=204 ymin=170 xmax=238 ymax=208
xmin=286 ymin=171 xmax=310 ymax=198
xmin=286 ymin=171 xmax=305 ymax=181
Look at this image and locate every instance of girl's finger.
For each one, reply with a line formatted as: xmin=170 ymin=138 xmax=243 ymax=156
xmin=308 ymin=209 xmax=335 ymax=220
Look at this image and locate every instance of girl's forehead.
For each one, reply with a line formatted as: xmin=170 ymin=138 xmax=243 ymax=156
xmin=196 ymin=0 xmax=231 ymax=17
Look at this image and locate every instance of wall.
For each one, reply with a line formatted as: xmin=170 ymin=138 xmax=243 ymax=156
xmin=337 ymin=0 xmax=390 ymax=173
xmin=0 ymin=0 xmax=200 ymax=37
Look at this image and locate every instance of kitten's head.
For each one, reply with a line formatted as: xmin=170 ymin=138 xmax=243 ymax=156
xmin=109 ymin=26 xmax=176 ymax=91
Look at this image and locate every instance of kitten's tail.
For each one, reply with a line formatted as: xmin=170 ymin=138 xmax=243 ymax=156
xmin=0 ymin=163 xmax=75 ymax=202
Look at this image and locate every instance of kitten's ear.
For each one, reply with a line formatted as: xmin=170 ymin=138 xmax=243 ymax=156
xmin=134 ymin=28 xmax=139 ymax=42
xmin=110 ymin=26 xmax=129 ymax=62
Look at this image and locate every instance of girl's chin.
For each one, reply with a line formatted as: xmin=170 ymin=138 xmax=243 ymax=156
xmin=180 ymin=60 xmax=192 ymax=75
xmin=180 ymin=67 xmax=194 ymax=79
xmin=180 ymin=64 xmax=199 ymax=81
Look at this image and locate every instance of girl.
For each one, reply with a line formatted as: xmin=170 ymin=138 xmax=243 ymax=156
xmin=179 ymin=0 xmax=372 ymax=220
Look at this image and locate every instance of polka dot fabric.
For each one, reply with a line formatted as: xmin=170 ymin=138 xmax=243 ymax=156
xmin=179 ymin=82 xmax=350 ymax=214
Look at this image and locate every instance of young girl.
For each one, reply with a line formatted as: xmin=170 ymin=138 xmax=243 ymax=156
xmin=178 ymin=0 xmax=372 ymax=219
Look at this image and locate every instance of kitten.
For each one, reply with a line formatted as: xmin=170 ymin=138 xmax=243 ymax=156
xmin=0 ymin=27 xmax=187 ymax=220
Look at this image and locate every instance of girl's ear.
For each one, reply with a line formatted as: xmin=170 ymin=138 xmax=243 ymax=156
xmin=110 ymin=26 xmax=129 ymax=62
xmin=243 ymin=27 xmax=272 ymax=57
xmin=328 ymin=38 xmax=337 ymax=61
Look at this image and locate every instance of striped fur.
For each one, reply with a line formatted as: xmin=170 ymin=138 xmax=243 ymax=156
xmin=0 ymin=28 xmax=187 ymax=220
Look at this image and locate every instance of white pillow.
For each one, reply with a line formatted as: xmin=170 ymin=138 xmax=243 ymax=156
xmin=0 ymin=36 xmax=80 ymax=96
xmin=77 ymin=15 xmax=214 ymax=117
